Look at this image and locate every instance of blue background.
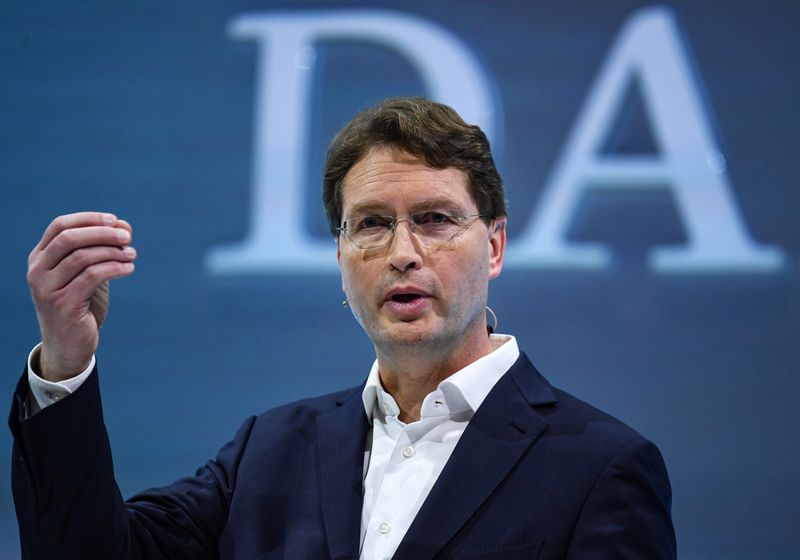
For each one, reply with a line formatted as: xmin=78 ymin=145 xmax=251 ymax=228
xmin=1 ymin=1 xmax=798 ymax=558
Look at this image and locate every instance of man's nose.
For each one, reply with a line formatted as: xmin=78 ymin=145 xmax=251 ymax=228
xmin=387 ymin=220 xmax=423 ymax=272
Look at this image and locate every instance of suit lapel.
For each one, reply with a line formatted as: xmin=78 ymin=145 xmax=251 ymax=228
xmin=316 ymin=387 xmax=370 ymax=560
xmin=393 ymin=353 xmax=556 ymax=559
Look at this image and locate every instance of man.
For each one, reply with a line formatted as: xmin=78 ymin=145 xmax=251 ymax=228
xmin=10 ymin=97 xmax=676 ymax=559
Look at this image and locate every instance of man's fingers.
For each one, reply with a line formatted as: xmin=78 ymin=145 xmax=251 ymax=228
xmin=33 ymin=225 xmax=132 ymax=272
xmin=42 ymin=245 xmax=137 ymax=293
xmin=116 ymin=219 xmax=133 ymax=234
xmin=36 ymin=212 xmax=119 ymax=252
xmin=55 ymin=260 xmax=135 ymax=310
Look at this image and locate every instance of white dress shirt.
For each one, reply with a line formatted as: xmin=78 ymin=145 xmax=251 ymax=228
xmin=359 ymin=334 xmax=519 ymax=560
xmin=26 ymin=334 xmax=521 ymax=560
xmin=26 ymin=343 xmax=95 ymax=415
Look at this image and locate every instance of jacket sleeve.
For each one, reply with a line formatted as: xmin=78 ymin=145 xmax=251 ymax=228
xmin=565 ymin=436 xmax=677 ymax=559
xmin=9 ymin=364 xmax=255 ymax=560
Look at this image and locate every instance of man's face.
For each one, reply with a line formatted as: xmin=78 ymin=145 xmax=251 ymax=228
xmin=337 ymin=146 xmax=506 ymax=357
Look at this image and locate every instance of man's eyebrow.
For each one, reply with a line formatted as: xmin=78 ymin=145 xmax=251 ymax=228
xmin=345 ymin=198 xmax=469 ymax=217
xmin=409 ymin=198 xmax=468 ymax=214
xmin=345 ymin=201 xmax=392 ymax=217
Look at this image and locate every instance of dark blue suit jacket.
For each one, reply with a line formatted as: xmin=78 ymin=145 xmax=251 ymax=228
xmin=9 ymin=353 xmax=675 ymax=559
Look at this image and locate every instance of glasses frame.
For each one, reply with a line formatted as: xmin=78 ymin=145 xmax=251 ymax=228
xmin=337 ymin=212 xmax=490 ymax=250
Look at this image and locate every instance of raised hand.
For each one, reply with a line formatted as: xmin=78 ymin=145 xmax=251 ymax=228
xmin=26 ymin=212 xmax=137 ymax=381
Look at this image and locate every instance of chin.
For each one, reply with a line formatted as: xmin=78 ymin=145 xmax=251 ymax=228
xmin=369 ymin=321 xmax=423 ymax=342
xmin=375 ymin=320 xmax=452 ymax=349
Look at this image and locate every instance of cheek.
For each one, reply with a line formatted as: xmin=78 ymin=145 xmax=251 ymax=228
xmin=340 ymin=265 xmax=368 ymax=328
xmin=341 ymin=259 xmax=372 ymax=305
xmin=451 ymin=249 xmax=490 ymax=298
xmin=341 ymin=268 xmax=358 ymax=303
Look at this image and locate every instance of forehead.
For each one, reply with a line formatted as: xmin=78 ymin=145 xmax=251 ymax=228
xmin=341 ymin=146 xmax=474 ymax=215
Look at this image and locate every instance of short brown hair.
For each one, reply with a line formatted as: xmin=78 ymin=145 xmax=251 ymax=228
xmin=322 ymin=97 xmax=506 ymax=236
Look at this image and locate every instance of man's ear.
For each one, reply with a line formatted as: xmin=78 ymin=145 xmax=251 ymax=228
xmin=488 ymin=218 xmax=507 ymax=280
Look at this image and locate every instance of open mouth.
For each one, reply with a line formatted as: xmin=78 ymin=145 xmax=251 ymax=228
xmin=392 ymin=293 xmax=423 ymax=303
xmin=383 ymin=289 xmax=431 ymax=318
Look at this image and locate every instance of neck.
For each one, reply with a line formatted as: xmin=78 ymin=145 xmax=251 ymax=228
xmin=375 ymin=324 xmax=494 ymax=423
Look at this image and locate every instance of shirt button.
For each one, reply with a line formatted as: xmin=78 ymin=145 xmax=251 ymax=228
xmin=378 ymin=522 xmax=391 ymax=535
xmin=402 ymin=446 xmax=415 ymax=458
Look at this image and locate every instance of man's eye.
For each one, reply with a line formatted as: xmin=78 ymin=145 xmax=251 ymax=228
xmin=357 ymin=216 xmax=390 ymax=230
xmin=415 ymin=211 xmax=453 ymax=225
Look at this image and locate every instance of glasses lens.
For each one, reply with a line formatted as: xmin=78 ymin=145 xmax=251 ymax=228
xmin=348 ymin=216 xmax=392 ymax=249
xmin=411 ymin=212 xmax=463 ymax=246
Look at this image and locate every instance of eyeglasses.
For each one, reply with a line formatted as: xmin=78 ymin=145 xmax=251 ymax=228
xmin=337 ymin=211 xmax=489 ymax=250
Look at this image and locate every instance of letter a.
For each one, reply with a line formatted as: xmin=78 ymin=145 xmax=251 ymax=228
xmin=507 ymin=6 xmax=784 ymax=273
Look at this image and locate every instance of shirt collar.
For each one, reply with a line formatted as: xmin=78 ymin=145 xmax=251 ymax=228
xmin=361 ymin=334 xmax=519 ymax=423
